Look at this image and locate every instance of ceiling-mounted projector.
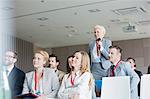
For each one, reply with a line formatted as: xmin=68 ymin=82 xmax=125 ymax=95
xmin=122 ymin=24 xmax=137 ymax=32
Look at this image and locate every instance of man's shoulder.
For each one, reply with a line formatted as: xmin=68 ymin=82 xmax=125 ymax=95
xmin=58 ymin=70 xmax=65 ymax=73
xmin=118 ymin=61 xmax=130 ymax=68
xmin=15 ymin=66 xmax=25 ymax=75
xmin=58 ymin=70 xmax=65 ymax=76
xmin=135 ymin=69 xmax=142 ymax=75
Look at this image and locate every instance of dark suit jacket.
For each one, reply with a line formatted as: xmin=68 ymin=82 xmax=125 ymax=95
xmin=8 ymin=66 xmax=25 ymax=98
xmin=134 ymin=69 xmax=142 ymax=96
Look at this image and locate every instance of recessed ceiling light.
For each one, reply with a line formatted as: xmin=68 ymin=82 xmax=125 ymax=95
xmin=70 ymin=30 xmax=76 ymax=32
xmin=65 ymin=26 xmax=74 ymax=29
xmin=40 ymin=24 xmax=46 ymax=27
xmin=37 ymin=17 xmax=48 ymax=21
xmin=110 ymin=19 xmax=120 ymax=23
xmin=88 ymin=9 xmax=101 ymax=13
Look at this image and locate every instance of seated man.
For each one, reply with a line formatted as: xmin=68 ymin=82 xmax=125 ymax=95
xmin=107 ymin=45 xmax=139 ymax=99
xmin=4 ymin=50 xmax=25 ymax=98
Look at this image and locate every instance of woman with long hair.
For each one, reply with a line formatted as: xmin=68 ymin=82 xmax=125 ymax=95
xmin=58 ymin=51 xmax=93 ymax=99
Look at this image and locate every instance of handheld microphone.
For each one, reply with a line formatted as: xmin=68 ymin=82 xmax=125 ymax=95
xmin=96 ymin=38 xmax=101 ymax=41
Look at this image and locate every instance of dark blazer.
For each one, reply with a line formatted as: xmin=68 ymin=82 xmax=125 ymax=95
xmin=8 ymin=66 xmax=25 ymax=98
xmin=134 ymin=69 xmax=142 ymax=96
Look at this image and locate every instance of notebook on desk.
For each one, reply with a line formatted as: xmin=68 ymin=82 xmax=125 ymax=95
xmin=101 ymin=76 xmax=131 ymax=99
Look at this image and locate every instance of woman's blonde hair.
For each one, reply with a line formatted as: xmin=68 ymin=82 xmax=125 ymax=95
xmin=78 ymin=51 xmax=91 ymax=74
xmin=35 ymin=50 xmax=49 ymax=63
xmin=77 ymin=51 xmax=92 ymax=90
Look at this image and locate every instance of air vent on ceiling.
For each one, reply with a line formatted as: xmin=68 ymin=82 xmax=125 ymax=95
xmin=112 ymin=7 xmax=146 ymax=15
xmin=137 ymin=20 xmax=150 ymax=25
xmin=37 ymin=17 xmax=48 ymax=21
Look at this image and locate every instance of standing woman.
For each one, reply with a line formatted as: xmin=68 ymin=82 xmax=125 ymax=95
xmin=58 ymin=51 xmax=93 ymax=99
xmin=22 ymin=50 xmax=59 ymax=98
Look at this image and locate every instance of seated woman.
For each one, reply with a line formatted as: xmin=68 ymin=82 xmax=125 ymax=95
xmin=58 ymin=51 xmax=93 ymax=99
xmin=22 ymin=50 xmax=59 ymax=98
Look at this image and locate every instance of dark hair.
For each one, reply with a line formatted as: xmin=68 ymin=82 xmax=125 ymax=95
xmin=13 ymin=51 xmax=18 ymax=59
xmin=126 ymin=57 xmax=136 ymax=67
xmin=66 ymin=55 xmax=73 ymax=73
xmin=49 ymin=54 xmax=59 ymax=62
xmin=109 ymin=45 xmax=122 ymax=53
xmin=6 ymin=50 xmax=18 ymax=59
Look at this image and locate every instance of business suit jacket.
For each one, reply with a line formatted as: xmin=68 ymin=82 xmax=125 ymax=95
xmin=107 ymin=61 xmax=140 ymax=99
xmin=88 ymin=38 xmax=112 ymax=79
xmin=55 ymin=69 xmax=65 ymax=84
xmin=22 ymin=68 xmax=59 ymax=98
xmin=134 ymin=69 xmax=142 ymax=96
xmin=8 ymin=66 xmax=25 ymax=98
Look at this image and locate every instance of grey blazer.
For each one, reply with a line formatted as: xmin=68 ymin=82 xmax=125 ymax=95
xmin=107 ymin=61 xmax=140 ymax=99
xmin=88 ymin=38 xmax=112 ymax=69
xmin=22 ymin=68 xmax=59 ymax=98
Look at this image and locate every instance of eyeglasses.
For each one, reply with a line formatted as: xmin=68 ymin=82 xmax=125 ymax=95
xmin=5 ymin=55 xmax=15 ymax=58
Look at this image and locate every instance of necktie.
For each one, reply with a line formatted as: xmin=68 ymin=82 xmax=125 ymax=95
xmin=110 ymin=65 xmax=115 ymax=76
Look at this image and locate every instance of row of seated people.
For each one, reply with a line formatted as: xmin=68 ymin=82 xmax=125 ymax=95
xmin=3 ymin=25 xmax=147 ymax=99
xmin=4 ymin=47 xmax=145 ymax=99
xmin=4 ymin=50 xmax=96 ymax=99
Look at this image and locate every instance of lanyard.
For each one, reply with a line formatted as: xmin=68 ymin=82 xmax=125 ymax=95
xmin=70 ymin=75 xmax=76 ymax=86
xmin=34 ymin=70 xmax=44 ymax=90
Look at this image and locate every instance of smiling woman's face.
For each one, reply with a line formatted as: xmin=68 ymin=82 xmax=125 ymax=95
xmin=33 ymin=53 xmax=46 ymax=68
xmin=72 ymin=52 xmax=82 ymax=70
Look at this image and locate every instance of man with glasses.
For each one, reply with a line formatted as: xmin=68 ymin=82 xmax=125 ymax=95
xmin=4 ymin=50 xmax=25 ymax=98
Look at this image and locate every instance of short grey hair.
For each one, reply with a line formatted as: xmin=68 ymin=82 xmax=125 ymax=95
xmin=94 ymin=25 xmax=106 ymax=34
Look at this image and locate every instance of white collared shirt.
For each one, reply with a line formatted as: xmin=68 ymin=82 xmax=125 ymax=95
xmin=7 ymin=65 xmax=14 ymax=76
xmin=58 ymin=71 xmax=92 ymax=99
